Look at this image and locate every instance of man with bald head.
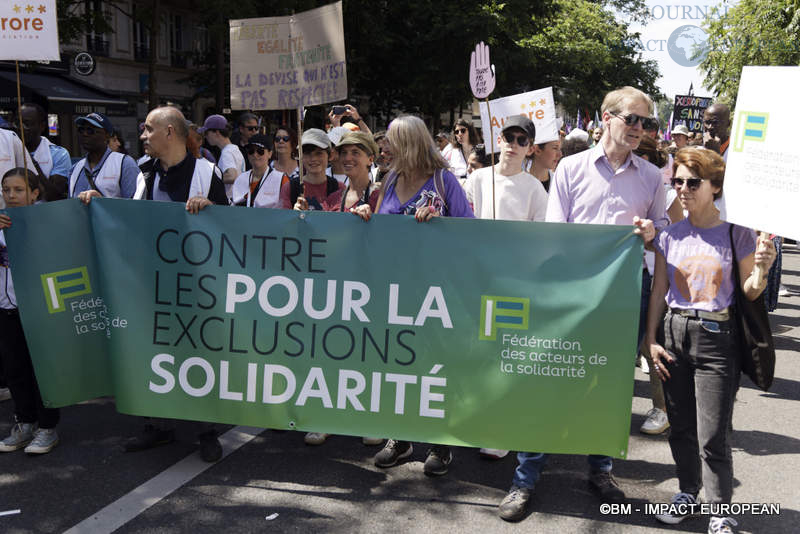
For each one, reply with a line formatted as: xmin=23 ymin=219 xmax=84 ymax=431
xmin=134 ymin=106 xmax=228 ymax=211
xmin=703 ymin=103 xmax=731 ymax=161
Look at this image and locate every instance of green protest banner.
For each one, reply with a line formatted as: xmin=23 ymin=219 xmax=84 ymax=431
xmin=6 ymin=199 xmax=643 ymax=457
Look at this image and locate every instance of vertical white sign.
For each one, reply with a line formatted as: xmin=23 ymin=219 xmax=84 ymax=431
xmin=723 ymin=66 xmax=800 ymax=241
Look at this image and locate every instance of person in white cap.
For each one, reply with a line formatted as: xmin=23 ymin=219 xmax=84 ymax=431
xmin=662 ymin=124 xmax=691 ymax=181
xmin=279 ymin=128 xmax=343 ymax=210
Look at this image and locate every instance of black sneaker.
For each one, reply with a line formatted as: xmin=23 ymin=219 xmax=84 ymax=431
xmin=124 ymin=424 xmax=174 ymax=452
xmin=374 ymin=439 xmax=413 ymax=467
xmin=588 ymin=470 xmax=625 ymax=503
xmin=199 ymin=430 xmax=222 ymax=462
xmin=423 ymin=445 xmax=452 ymax=476
xmin=498 ymin=485 xmax=532 ymax=522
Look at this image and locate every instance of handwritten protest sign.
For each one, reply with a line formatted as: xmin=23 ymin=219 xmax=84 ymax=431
xmin=478 ymin=88 xmax=558 ymax=149
xmin=0 ymin=0 xmax=59 ymax=61
xmin=722 ymin=66 xmax=800 ymax=241
xmin=469 ymin=42 xmax=495 ymax=99
xmin=229 ymin=2 xmax=347 ymax=110
xmin=672 ymin=94 xmax=712 ymax=134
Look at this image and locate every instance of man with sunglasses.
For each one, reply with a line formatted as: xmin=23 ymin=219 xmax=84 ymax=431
xmin=235 ymin=113 xmax=261 ymax=171
xmin=199 ymin=114 xmax=245 ymax=200
xmin=465 ymin=115 xmax=547 ymax=221
xmin=69 ymin=112 xmax=139 ymax=200
xmin=500 ymin=87 xmax=668 ymax=522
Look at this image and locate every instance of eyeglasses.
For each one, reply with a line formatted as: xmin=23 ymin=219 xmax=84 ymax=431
xmin=244 ymin=125 xmax=259 ymax=132
xmin=247 ymin=146 xmax=266 ymax=156
xmin=274 ymin=135 xmax=291 ymax=142
xmin=671 ymin=177 xmax=705 ymax=190
xmin=613 ymin=113 xmax=658 ymax=131
xmin=703 ymin=118 xmax=721 ymax=126
xmin=502 ymin=131 xmax=530 ymax=147
xmin=454 ymin=127 xmax=468 ymax=134
xmin=78 ymin=126 xmax=97 ymax=136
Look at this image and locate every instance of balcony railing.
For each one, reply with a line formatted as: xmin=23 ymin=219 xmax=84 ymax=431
xmin=134 ymin=45 xmax=150 ymax=61
xmin=86 ymin=36 xmax=110 ymax=57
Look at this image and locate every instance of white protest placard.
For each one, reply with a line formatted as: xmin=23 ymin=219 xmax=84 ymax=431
xmin=229 ymin=1 xmax=347 ymax=110
xmin=478 ymin=87 xmax=558 ymax=149
xmin=0 ymin=0 xmax=60 ymax=61
xmin=722 ymin=66 xmax=800 ymax=241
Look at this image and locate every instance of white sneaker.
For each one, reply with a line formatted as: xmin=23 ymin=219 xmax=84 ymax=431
xmin=0 ymin=422 xmax=37 ymax=452
xmin=639 ymin=355 xmax=650 ymax=374
xmin=479 ymin=448 xmax=509 ymax=459
xmin=0 ymin=387 xmax=11 ymax=402
xmin=362 ymin=437 xmax=383 ymax=446
xmin=778 ymin=284 xmax=790 ymax=297
xmin=304 ymin=432 xmax=329 ymax=445
xmin=708 ymin=516 xmax=738 ymax=534
xmin=24 ymin=428 xmax=59 ymax=454
xmin=640 ymin=408 xmax=670 ymax=434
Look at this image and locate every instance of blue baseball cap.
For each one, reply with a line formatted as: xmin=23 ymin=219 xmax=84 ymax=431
xmin=75 ymin=112 xmax=114 ymax=133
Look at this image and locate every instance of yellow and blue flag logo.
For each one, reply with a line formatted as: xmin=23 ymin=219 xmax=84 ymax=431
xmin=733 ymin=111 xmax=768 ymax=152
xmin=41 ymin=267 xmax=92 ymax=313
xmin=479 ymin=295 xmax=530 ymax=340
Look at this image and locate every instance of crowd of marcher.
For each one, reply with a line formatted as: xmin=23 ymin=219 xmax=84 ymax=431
xmin=0 ymin=85 xmax=787 ymax=534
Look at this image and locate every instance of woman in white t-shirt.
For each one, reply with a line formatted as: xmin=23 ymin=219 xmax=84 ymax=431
xmin=446 ymin=119 xmax=481 ymax=179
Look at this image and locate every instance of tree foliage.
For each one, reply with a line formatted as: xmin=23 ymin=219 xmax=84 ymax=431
xmin=57 ymin=0 xmax=661 ymax=126
xmin=700 ymin=0 xmax=800 ymax=106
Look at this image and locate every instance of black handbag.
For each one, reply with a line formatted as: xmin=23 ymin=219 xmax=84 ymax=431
xmin=729 ymin=225 xmax=775 ymax=391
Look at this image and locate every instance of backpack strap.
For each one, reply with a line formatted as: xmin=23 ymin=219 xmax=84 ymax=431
xmin=433 ymin=168 xmax=448 ymax=214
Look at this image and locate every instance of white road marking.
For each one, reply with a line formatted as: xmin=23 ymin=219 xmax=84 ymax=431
xmin=64 ymin=426 xmax=262 ymax=534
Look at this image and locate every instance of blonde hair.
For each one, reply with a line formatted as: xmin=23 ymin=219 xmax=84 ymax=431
xmin=387 ymin=115 xmax=448 ymax=178
xmin=601 ymin=86 xmax=654 ymax=116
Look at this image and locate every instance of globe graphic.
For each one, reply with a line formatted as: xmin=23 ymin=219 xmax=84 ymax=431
xmin=667 ymin=25 xmax=708 ymax=67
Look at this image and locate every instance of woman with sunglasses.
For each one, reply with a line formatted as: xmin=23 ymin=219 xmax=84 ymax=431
xmin=231 ymin=134 xmax=286 ymax=208
xmin=645 ymin=148 xmax=775 ymax=534
xmin=447 ymin=118 xmax=482 ymax=180
xmin=271 ymin=125 xmax=299 ymax=180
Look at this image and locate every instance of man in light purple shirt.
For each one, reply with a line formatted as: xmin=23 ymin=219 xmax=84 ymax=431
xmin=499 ymin=86 xmax=668 ymax=523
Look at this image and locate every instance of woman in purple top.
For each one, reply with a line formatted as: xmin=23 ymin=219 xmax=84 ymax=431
xmin=645 ymin=148 xmax=775 ymax=534
xmin=351 ymin=115 xmax=473 ymax=476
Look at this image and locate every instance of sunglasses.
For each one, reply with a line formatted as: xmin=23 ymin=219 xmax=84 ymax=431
xmin=244 ymin=125 xmax=259 ymax=132
xmin=671 ymin=177 xmax=705 ymax=190
xmin=454 ymin=127 xmax=468 ymax=134
xmin=78 ymin=126 xmax=98 ymax=135
xmin=274 ymin=135 xmax=291 ymax=142
xmin=502 ymin=131 xmax=530 ymax=147
xmin=613 ymin=113 xmax=658 ymax=130
xmin=247 ymin=146 xmax=266 ymax=156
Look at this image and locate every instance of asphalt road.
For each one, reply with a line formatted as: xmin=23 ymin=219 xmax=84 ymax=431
xmin=1 ymin=246 xmax=798 ymax=534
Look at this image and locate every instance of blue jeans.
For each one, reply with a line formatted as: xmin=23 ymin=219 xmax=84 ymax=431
xmin=513 ymin=453 xmax=612 ymax=489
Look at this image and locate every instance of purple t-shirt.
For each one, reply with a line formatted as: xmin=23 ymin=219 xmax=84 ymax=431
xmin=378 ymin=170 xmax=474 ymax=218
xmin=655 ymin=220 xmax=756 ymax=312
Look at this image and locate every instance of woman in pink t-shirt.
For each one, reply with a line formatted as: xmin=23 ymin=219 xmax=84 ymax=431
xmin=645 ymin=148 xmax=775 ymax=534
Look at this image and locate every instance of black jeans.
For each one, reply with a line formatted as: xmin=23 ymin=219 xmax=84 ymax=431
xmin=660 ymin=310 xmax=739 ymax=504
xmin=0 ymin=310 xmax=60 ymax=428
